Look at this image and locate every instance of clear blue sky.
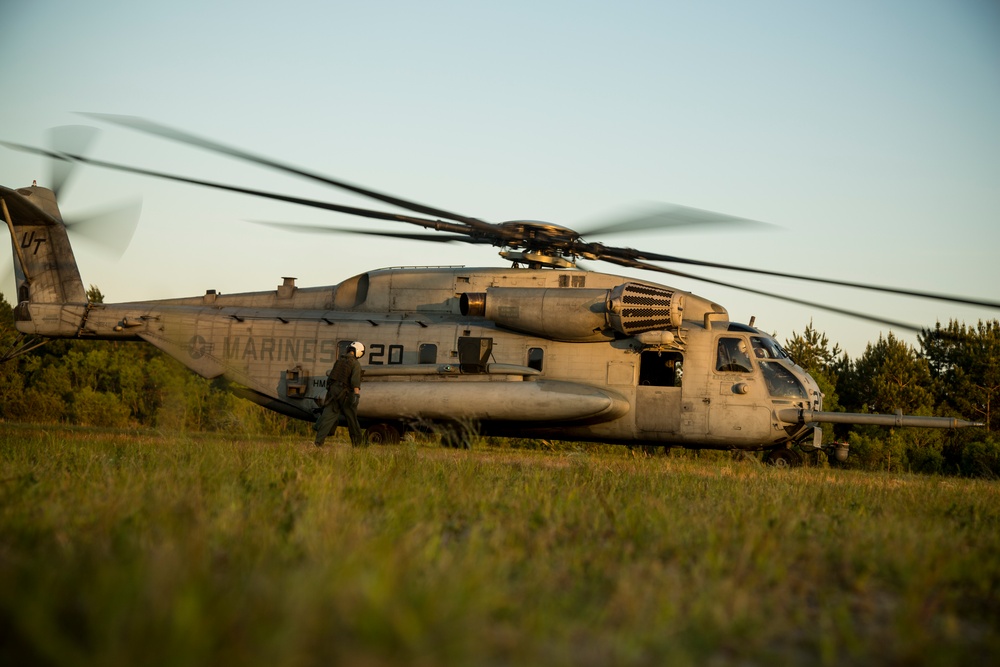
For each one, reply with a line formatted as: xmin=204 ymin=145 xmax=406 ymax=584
xmin=2 ymin=0 xmax=998 ymax=357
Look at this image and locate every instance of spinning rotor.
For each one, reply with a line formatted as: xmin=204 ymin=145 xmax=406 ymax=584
xmin=5 ymin=113 xmax=999 ymax=331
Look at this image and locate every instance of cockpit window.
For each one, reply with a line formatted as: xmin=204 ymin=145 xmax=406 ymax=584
xmin=716 ymin=337 xmax=753 ymax=373
xmin=750 ymin=336 xmax=788 ymax=360
xmin=759 ymin=361 xmax=808 ymax=399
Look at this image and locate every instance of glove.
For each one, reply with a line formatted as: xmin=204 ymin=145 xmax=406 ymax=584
xmin=352 ymin=394 xmax=360 ymax=408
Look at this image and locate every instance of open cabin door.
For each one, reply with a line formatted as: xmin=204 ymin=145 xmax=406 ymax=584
xmin=634 ymin=351 xmax=684 ymax=435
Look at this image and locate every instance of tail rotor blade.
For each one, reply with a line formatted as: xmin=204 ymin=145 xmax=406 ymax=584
xmin=62 ymin=199 xmax=142 ymax=259
xmin=4 ymin=128 xmax=140 ymax=260
xmin=48 ymin=126 xmax=98 ymax=198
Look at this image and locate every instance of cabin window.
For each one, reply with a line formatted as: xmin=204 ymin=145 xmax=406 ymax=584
xmin=639 ymin=351 xmax=683 ymax=387
xmin=528 ymin=347 xmax=544 ymax=371
xmin=458 ymin=336 xmax=493 ymax=373
xmin=760 ymin=362 xmax=808 ymax=399
xmin=750 ymin=335 xmax=788 ymax=360
xmin=419 ymin=343 xmax=437 ymax=364
xmin=716 ymin=337 xmax=753 ymax=373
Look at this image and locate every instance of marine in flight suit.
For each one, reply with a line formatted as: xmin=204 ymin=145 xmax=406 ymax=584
xmin=314 ymin=341 xmax=365 ymax=446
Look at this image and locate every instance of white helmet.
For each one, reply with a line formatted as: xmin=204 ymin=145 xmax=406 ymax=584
xmin=349 ymin=341 xmax=365 ymax=358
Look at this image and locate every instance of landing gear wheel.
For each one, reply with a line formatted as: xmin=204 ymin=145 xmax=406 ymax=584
xmin=764 ymin=448 xmax=802 ymax=468
xmin=365 ymin=423 xmax=401 ymax=446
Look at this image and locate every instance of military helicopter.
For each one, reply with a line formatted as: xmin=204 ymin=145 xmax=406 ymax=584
xmin=2 ymin=116 xmax=989 ymax=465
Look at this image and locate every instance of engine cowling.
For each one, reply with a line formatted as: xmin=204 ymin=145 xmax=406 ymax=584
xmin=606 ymin=282 xmax=685 ymax=335
xmin=459 ymin=282 xmax=685 ymax=342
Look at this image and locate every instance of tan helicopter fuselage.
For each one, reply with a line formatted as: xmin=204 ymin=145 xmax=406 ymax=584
xmin=12 ymin=249 xmax=824 ymax=450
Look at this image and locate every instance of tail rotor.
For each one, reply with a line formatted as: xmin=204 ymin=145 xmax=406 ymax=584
xmin=1 ymin=126 xmax=142 ymax=301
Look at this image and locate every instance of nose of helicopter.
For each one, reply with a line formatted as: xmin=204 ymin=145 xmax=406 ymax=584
xmin=799 ymin=370 xmax=824 ymax=410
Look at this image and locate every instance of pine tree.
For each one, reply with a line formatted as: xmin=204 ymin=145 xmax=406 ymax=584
xmin=920 ymin=320 xmax=1000 ymax=432
xmin=844 ymin=332 xmax=934 ymax=415
xmin=784 ymin=320 xmax=846 ymax=413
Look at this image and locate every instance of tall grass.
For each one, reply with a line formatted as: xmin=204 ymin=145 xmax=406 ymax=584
xmin=1 ymin=425 xmax=998 ymax=666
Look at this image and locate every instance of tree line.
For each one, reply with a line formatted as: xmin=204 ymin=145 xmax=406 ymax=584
xmin=2 ymin=289 xmax=998 ymax=476
xmin=783 ymin=319 xmax=999 ymax=476
xmin=0 ymin=288 xmax=310 ymax=438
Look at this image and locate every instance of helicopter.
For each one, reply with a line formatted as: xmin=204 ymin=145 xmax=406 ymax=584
xmin=1 ymin=116 xmax=989 ymax=465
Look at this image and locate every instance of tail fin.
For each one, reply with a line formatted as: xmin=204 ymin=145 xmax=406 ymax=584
xmin=2 ymin=184 xmax=88 ymax=336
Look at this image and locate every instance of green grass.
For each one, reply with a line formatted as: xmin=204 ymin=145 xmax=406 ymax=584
xmin=1 ymin=426 xmax=998 ymax=666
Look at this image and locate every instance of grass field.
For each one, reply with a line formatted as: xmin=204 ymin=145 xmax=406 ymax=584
xmin=1 ymin=425 xmax=998 ymax=666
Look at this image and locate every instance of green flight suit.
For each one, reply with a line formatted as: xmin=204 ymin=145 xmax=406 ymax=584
xmin=314 ymin=353 xmax=364 ymax=446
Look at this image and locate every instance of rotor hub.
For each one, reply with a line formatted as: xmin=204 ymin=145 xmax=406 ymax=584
xmin=499 ymin=250 xmax=576 ymax=269
xmin=497 ymin=220 xmax=580 ymax=247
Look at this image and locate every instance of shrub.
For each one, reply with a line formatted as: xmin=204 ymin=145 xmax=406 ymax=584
xmin=70 ymin=388 xmax=131 ymax=428
xmin=959 ymin=437 xmax=1000 ymax=479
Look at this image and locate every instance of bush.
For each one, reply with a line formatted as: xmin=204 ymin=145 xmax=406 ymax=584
xmin=846 ymin=430 xmax=917 ymax=472
xmin=70 ymin=388 xmax=131 ymax=428
xmin=4 ymin=387 xmax=67 ymax=424
xmin=907 ymin=441 xmax=946 ymax=475
xmin=959 ymin=437 xmax=1000 ymax=479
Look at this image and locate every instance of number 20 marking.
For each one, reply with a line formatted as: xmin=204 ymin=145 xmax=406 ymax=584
xmin=368 ymin=344 xmax=404 ymax=365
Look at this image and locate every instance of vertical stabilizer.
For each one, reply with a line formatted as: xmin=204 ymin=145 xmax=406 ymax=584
xmin=2 ymin=184 xmax=86 ymax=305
xmin=2 ymin=184 xmax=89 ymax=337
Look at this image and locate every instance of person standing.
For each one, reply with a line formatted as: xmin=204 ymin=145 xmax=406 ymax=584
xmin=314 ymin=341 xmax=366 ymax=447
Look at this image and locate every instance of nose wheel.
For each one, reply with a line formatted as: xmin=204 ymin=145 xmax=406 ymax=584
xmin=763 ymin=448 xmax=802 ymax=468
xmin=365 ymin=423 xmax=401 ymax=445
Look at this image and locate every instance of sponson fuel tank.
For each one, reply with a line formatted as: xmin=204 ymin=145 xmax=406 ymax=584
xmin=360 ymin=379 xmax=630 ymax=423
xmin=460 ymin=282 xmax=686 ymax=342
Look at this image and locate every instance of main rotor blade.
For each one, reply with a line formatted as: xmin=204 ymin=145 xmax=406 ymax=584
xmin=596 ymin=245 xmax=1000 ymax=310
xmin=81 ymin=113 xmax=501 ymax=236
xmin=249 ymin=221 xmax=493 ymax=244
xmin=602 ymin=255 xmax=927 ymax=332
xmin=577 ymin=203 xmax=777 ymax=238
xmin=1 ymin=141 xmax=480 ymax=237
xmin=9 ymin=132 xmax=990 ymax=315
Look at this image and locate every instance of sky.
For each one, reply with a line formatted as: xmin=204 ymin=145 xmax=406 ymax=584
xmin=1 ymin=0 xmax=998 ymax=358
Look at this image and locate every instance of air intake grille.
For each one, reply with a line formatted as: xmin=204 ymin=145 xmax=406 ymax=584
xmin=608 ymin=282 xmax=684 ymax=335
